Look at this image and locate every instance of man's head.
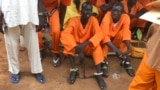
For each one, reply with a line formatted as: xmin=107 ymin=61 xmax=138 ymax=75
xmin=127 ymin=0 xmax=137 ymax=6
xmin=111 ymin=2 xmax=124 ymax=23
xmin=81 ymin=2 xmax=93 ymax=20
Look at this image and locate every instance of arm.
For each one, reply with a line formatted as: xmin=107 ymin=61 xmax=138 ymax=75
xmin=37 ymin=0 xmax=47 ymax=32
xmin=106 ymin=41 xmax=122 ymax=57
xmin=123 ymin=40 xmax=131 ymax=56
xmin=73 ymin=0 xmax=80 ymax=10
xmin=75 ymin=41 xmax=91 ymax=54
xmin=121 ymin=14 xmax=131 ymax=57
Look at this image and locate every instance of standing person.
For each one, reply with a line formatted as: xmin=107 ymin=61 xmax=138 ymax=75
xmin=39 ymin=0 xmax=63 ymax=67
xmin=60 ymin=2 xmax=107 ymax=90
xmin=129 ymin=0 xmax=160 ymax=89
xmin=0 ymin=0 xmax=45 ymax=83
xmin=100 ymin=2 xmax=135 ymax=77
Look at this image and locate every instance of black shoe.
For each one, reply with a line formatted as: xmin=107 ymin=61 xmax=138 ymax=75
xmin=95 ymin=75 xmax=107 ymax=90
xmin=101 ymin=62 xmax=109 ymax=78
xmin=33 ymin=73 xmax=45 ymax=83
xmin=67 ymin=71 xmax=78 ymax=84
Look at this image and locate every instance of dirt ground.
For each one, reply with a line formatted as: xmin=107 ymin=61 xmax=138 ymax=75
xmin=0 ymin=33 xmax=142 ymax=90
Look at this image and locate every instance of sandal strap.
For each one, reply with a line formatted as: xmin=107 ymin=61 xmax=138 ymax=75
xmin=70 ymin=68 xmax=78 ymax=72
xmin=125 ymin=66 xmax=133 ymax=69
xmin=94 ymin=72 xmax=103 ymax=76
xmin=53 ymin=57 xmax=60 ymax=63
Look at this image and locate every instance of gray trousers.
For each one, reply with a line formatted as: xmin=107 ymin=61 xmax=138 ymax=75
xmin=4 ymin=22 xmax=43 ymax=74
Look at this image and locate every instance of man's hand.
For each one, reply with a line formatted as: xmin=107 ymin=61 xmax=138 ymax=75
xmin=75 ymin=41 xmax=91 ymax=54
xmin=36 ymin=12 xmax=48 ymax=32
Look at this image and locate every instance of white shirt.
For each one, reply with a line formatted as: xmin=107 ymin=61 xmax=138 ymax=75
xmin=0 ymin=0 xmax=39 ymax=28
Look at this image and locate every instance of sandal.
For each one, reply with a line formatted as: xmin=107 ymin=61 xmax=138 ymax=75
xmin=53 ymin=56 xmax=61 ymax=67
xmin=67 ymin=71 xmax=78 ymax=84
xmin=10 ymin=73 xmax=20 ymax=83
xmin=94 ymin=74 xmax=107 ymax=90
xmin=124 ymin=66 xmax=135 ymax=77
xmin=101 ymin=61 xmax=109 ymax=78
xmin=120 ymin=58 xmax=135 ymax=77
xmin=33 ymin=73 xmax=45 ymax=83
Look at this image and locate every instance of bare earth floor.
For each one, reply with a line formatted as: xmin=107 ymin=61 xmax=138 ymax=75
xmin=0 ymin=33 xmax=141 ymax=90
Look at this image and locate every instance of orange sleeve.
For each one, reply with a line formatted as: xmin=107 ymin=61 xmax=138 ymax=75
xmin=61 ymin=0 xmax=71 ymax=6
xmin=136 ymin=1 xmax=144 ymax=11
xmin=121 ymin=0 xmax=128 ymax=13
xmin=121 ymin=14 xmax=131 ymax=41
xmin=43 ymin=0 xmax=58 ymax=12
xmin=60 ymin=17 xmax=77 ymax=51
xmin=100 ymin=12 xmax=111 ymax=44
xmin=88 ymin=17 xmax=103 ymax=47
xmin=87 ymin=0 xmax=97 ymax=5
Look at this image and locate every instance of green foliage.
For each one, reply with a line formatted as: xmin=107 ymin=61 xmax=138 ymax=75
xmin=136 ymin=28 xmax=143 ymax=41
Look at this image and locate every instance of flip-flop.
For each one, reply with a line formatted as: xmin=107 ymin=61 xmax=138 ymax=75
xmin=124 ymin=66 xmax=135 ymax=77
xmin=101 ymin=62 xmax=109 ymax=78
xmin=10 ymin=73 xmax=20 ymax=83
xmin=120 ymin=59 xmax=135 ymax=77
xmin=53 ymin=57 xmax=61 ymax=67
xmin=33 ymin=73 xmax=45 ymax=83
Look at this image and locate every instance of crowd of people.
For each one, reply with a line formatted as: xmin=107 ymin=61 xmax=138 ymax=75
xmin=0 ymin=0 xmax=159 ymax=90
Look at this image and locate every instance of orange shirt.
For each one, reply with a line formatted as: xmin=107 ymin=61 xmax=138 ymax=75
xmin=100 ymin=11 xmax=131 ymax=43
xmin=138 ymin=0 xmax=154 ymax=10
xmin=61 ymin=0 xmax=71 ymax=6
xmin=121 ymin=0 xmax=143 ymax=15
xmin=95 ymin=0 xmax=106 ymax=8
xmin=87 ymin=0 xmax=97 ymax=5
xmin=61 ymin=16 xmax=103 ymax=51
xmin=43 ymin=0 xmax=58 ymax=12
xmin=43 ymin=0 xmax=71 ymax=12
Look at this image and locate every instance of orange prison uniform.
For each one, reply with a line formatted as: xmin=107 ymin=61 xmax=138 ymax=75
xmin=129 ymin=52 xmax=160 ymax=90
xmin=138 ymin=0 xmax=154 ymax=10
xmin=100 ymin=11 xmax=131 ymax=57
xmin=121 ymin=0 xmax=147 ymax=30
xmin=95 ymin=0 xmax=107 ymax=23
xmin=39 ymin=0 xmax=61 ymax=53
xmin=38 ymin=32 xmax=44 ymax=50
xmin=60 ymin=16 xmax=104 ymax=65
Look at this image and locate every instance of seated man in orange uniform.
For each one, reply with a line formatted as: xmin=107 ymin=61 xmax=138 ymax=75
xmin=38 ymin=0 xmax=71 ymax=67
xmin=60 ymin=2 xmax=107 ymax=90
xmin=100 ymin=2 xmax=135 ymax=77
xmin=121 ymin=0 xmax=148 ymax=39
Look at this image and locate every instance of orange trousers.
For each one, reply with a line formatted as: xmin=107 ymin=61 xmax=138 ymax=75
xmin=129 ymin=52 xmax=160 ymax=90
xmin=102 ymin=30 xmax=128 ymax=57
xmin=38 ymin=9 xmax=60 ymax=53
xmin=63 ymin=44 xmax=104 ymax=65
